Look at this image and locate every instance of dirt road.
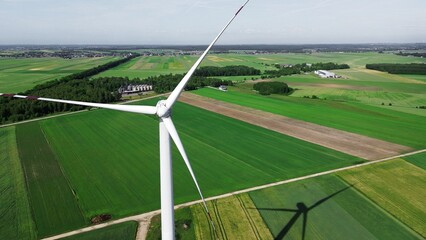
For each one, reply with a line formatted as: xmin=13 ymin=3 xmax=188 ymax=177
xmin=179 ymin=93 xmax=412 ymax=160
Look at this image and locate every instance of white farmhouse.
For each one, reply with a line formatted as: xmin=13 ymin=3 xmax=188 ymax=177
xmin=314 ymin=70 xmax=337 ymax=78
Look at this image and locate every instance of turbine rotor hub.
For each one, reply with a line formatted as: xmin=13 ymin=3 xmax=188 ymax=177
xmin=156 ymin=100 xmax=171 ymax=118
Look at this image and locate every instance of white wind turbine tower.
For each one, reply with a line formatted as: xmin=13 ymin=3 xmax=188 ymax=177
xmin=1 ymin=1 xmax=250 ymax=239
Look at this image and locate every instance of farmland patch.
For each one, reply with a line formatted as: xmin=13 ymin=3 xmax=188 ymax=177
xmin=16 ymin=122 xmax=86 ymax=238
xmin=0 ymin=57 xmax=118 ymax=93
xmin=403 ymin=152 xmax=426 ymax=169
xmin=339 ymin=159 xmax=426 ymax=237
xmin=35 ymin=99 xmax=360 ymax=225
xmin=193 ymin=88 xmax=426 ymax=149
xmin=250 ymin=174 xmax=421 ymax=240
xmin=63 ymin=221 xmax=138 ymax=240
xmin=179 ymin=92 xmax=411 ymax=160
xmin=0 ymin=127 xmax=36 ymax=239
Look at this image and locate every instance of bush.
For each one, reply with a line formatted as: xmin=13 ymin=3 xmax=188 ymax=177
xmin=253 ymin=82 xmax=292 ymax=95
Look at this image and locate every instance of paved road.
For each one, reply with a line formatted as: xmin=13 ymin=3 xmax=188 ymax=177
xmin=42 ymin=149 xmax=426 ymax=240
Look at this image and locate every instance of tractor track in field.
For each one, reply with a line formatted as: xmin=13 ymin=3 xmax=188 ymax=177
xmin=178 ymin=92 xmax=412 ymax=160
xmin=236 ymin=195 xmax=262 ymax=239
xmin=42 ymin=149 xmax=426 ymax=240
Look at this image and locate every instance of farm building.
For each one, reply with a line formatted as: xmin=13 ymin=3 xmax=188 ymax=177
xmin=218 ymin=85 xmax=228 ymax=91
xmin=118 ymin=84 xmax=153 ymax=94
xmin=314 ymin=70 xmax=339 ymax=78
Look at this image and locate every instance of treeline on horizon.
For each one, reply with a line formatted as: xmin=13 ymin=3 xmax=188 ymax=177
xmin=1 ymin=58 xmax=351 ymax=124
xmin=263 ymin=62 xmax=350 ymax=78
xmin=0 ymin=59 xmax=234 ymax=124
xmin=366 ymin=63 xmax=426 ymax=75
xmin=26 ymin=43 xmax=419 ymax=53
xmin=194 ymin=65 xmax=261 ymax=77
xmin=395 ymin=52 xmax=426 ymax=58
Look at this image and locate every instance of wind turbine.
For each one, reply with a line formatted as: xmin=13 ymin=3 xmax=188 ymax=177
xmin=1 ymin=1 xmax=250 ymax=239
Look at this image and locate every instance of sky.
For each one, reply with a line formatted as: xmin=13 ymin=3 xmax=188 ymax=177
xmin=0 ymin=0 xmax=425 ymax=45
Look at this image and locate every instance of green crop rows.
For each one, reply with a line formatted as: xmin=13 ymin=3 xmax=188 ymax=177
xmin=193 ymin=88 xmax=426 ymax=149
xmin=0 ymin=127 xmax=36 ymax=240
xmin=0 ymin=57 xmax=119 ymax=93
xmin=7 ymin=99 xmax=360 ymax=237
xmin=250 ymin=174 xmax=422 ymax=240
xmin=339 ymin=159 xmax=426 ymax=237
xmin=403 ymin=152 xmax=426 ymax=169
xmin=63 ymin=221 xmax=138 ymax=240
xmin=16 ymin=122 xmax=86 ymax=238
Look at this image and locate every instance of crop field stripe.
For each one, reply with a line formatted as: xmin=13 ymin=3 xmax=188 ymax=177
xmin=186 ymin=195 xmax=273 ymax=240
xmin=335 ymin=175 xmax=424 ymax=239
xmin=235 ymin=195 xmax=261 ymax=239
xmin=35 ymin=98 xmax=363 ymax=227
xmin=193 ymin=88 xmax=426 ymax=149
xmin=250 ymin=174 xmax=422 ymax=240
xmin=42 ymin=149 xmax=424 ymax=240
xmin=338 ymin=159 xmax=426 ymax=237
xmin=179 ymin=93 xmax=411 ymax=160
xmin=16 ymin=122 xmax=86 ymax=238
xmin=213 ymin=200 xmax=228 ymax=240
xmin=403 ymin=152 xmax=426 ymax=170
xmin=0 ymin=57 xmax=118 ymax=93
xmin=62 ymin=221 xmax=138 ymax=240
xmin=0 ymin=127 xmax=37 ymax=239
xmin=192 ymin=203 xmax=216 ymax=240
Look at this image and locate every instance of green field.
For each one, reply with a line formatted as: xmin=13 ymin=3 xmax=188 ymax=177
xmin=147 ymin=194 xmax=273 ymax=240
xmin=339 ymin=159 xmax=426 ymax=237
xmin=16 ymin=122 xmax=86 ymax=238
xmin=0 ymin=127 xmax=36 ymax=240
xmin=95 ymin=54 xmax=277 ymax=79
xmin=147 ymin=208 xmax=196 ymax=240
xmin=192 ymin=194 xmax=273 ymax=240
xmin=193 ymin=88 xmax=426 ymax=149
xmin=63 ymin=221 xmax=138 ymax=240
xmin=96 ymin=52 xmax=426 ymax=79
xmin=9 ymin=99 xmax=361 ymax=236
xmin=250 ymin=174 xmax=422 ymax=240
xmin=147 ymin=160 xmax=424 ymax=240
xmin=92 ymin=52 xmax=424 ymax=118
xmin=0 ymin=57 xmax=119 ymax=93
xmin=3 ymin=52 xmax=426 ymax=239
xmin=403 ymin=152 xmax=426 ymax=169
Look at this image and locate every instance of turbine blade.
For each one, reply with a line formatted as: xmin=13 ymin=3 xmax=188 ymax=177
xmin=161 ymin=117 xmax=217 ymax=232
xmin=165 ymin=0 xmax=250 ymax=109
xmin=0 ymin=93 xmax=157 ymax=115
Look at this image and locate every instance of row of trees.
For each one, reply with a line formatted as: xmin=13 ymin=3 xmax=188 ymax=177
xmin=396 ymin=52 xmax=426 ymax=58
xmin=264 ymin=62 xmax=350 ymax=78
xmin=0 ymin=73 xmax=233 ymax=124
xmin=194 ymin=65 xmax=261 ymax=77
xmin=366 ymin=63 xmax=426 ymax=75
xmin=143 ymin=74 xmax=233 ymax=93
xmin=253 ymin=82 xmax=293 ymax=95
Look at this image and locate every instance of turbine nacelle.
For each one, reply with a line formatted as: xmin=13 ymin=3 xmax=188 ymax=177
xmin=156 ymin=100 xmax=171 ymax=118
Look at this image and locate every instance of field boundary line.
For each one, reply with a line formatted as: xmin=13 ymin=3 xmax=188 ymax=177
xmin=0 ymin=93 xmax=168 ymax=129
xmin=42 ymin=148 xmax=426 ymax=240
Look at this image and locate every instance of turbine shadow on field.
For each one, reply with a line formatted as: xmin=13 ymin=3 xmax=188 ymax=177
xmin=256 ymin=185 xmax=353 ymax=240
